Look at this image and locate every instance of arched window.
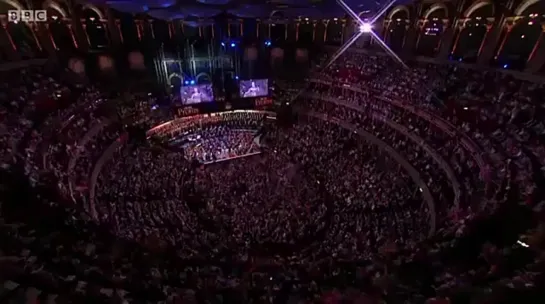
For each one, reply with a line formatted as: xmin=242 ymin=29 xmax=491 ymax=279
xmin=81 ymin=6 xmax=108 ymax=49
xmin=496 ymin=1 xmax=545 ymax=70
xmin=451 ymin=3 xmax=495 ymax=62
xmin=417 ymin=6 xmax=448 ymax=57
xmin=386 ymin=10 xmax=410 ymax=52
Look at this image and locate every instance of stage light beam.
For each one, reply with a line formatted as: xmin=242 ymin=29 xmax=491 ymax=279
xmin=324 ymin=31 xmax=363 ymax=70
xmin=370 ymin=0 xmax=398 ymax=24
xmin=368 ymin=30 xmax=408 ymax=68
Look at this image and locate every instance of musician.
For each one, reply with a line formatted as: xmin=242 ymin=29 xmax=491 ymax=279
xmin=189 ymin=87 xmax=202 ymax=103
xmin=243 ymin=81 xmax=260 ymax=97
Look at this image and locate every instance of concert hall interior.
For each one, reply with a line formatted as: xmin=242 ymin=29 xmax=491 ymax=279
xmin=1 ymin=0 xmax=545 ymax=303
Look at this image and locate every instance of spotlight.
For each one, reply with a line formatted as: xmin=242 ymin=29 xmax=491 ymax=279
xmin=359 ymin=23 xmax=372 ymax=33
xmin=221 ymin=42 xmax=225 ymax=46
xmin=235 ymin=76 xmax=239 ymax=80
xmin=230 ymin=43 xmax=235 ymax=47
xmin=184 ymin=80 xmax=189 ymax=85
xmin=190 ymin=80 xmax=195 ymax=85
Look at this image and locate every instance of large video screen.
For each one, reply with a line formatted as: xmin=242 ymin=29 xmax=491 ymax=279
xmin=239 ymin=79 xmax=268 ymax=98
xmin=181 ymin=84 xmax=214 ymax=105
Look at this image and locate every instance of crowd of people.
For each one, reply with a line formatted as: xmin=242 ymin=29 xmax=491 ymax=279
xmin=0 ymin=46 xmax=544 ymax=303
xmin=182 ymin=126 xmax=261 ymax=163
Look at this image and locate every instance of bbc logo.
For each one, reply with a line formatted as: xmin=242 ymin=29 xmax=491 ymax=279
xmin=7 ymin=10 xmax=48 ymax=23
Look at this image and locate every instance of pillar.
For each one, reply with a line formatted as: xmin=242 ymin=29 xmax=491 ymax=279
xmin=341 ymin=19 xmax=351 ymax=44
xmin=436 ymin=20 xmax=456 ymax=60
xmin=116 ymin=20 xmax=123 ymax=43
xmin=402 ymin=25 xmax=419 ymax=56
xmin=525 ymin=24 xmax=545 ymax=73
xmin=35 ymin=23 xmax=57 ymax=56
xmin=70 ymin=8 xmax=88 ymax=50
xmin=449 ymin=22 xmax=466 ymax=56
xmin=149 ymin=20 xmax=155 ymax=39
xmin=80 ymin=21 xmax=91 ymax=46
xmin=135 ymin=20 xmax=143 ymax=41
xmin=371 ymin=19 xmax=384 ymax=48
xmin=323 ymin=20 xmax=329 ymax=42
xmin=106 ymin=8 xmax=121 ymax=47
xmin=0 ymin=20 xmax=18 ymax=61
xmin=477 ymin=22 xmax=506 ymax=65
xmin=286 ymin=21 xmax=289 ymax=40
xmin=382 ymin=20 xmax=392 ymax=45
xmin=227 ymin=19 xmax=232 ymax=37
xmin=172 ymin=21 xmax=182 ymax=39
xmin=477 ymin=24 xmax=494 ymax=57
xmin=256 ymin=19 xmax=260 ymax=38
xmin=67 ymin=23 xmax=79 ymax=49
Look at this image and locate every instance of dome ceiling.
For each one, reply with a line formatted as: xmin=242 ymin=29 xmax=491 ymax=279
xmin=88 ymin=0 xmax=410 ymax=21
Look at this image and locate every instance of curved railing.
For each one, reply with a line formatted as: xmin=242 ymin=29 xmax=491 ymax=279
xmin=305 ymin=93 xmax=462 ymax=211
xmin=88 ymin=135 xmax=127 ymax=220
xmin=0 ymin=58 xmax=48 ymax=71
xmin=303 ymin=110 xmax=437 ymax=236
xmin=308 ymin=79 xmax=489 ymax=183
xmin=67 ymin=119 xmax=109 ymax=202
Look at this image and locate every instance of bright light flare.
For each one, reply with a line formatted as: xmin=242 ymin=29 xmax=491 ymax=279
xmin=359 ymin=23 xmax=372 ymax=33
xmin=370 ymin=0 xmax=398 ymax=24
xmin=369 ymin=30 xmax=408 ymax=69
xmin=324 ymin=31 xmax=363 ymax=69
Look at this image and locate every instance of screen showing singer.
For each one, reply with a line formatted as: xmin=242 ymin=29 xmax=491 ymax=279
xmin=239 ymin=79 xmax=268 ymax=98
xmin=181 ymin=84 xmax=213 ymax=104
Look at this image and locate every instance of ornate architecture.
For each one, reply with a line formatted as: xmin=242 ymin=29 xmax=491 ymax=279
xmin=0 ymin=0 xmax=543 ymax=72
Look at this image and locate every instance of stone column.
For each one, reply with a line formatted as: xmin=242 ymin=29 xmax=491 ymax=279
xmin=171 ymin=20 xmax=182 ymax=39
xmin=149 ymin=20 xmax=155 ymax=40
xmin=382 ymin=20 xmax=391 ymax=45
xmin=80 ymin=21 xmax=91 ymax=47
xmin=0 ymin=20 xmax=18 ymax=61
xmin=436 ymin=19 xmax=456 ymax=60
xmin=69 ymin=6 xmax=88 ymax=50
xmin=477 ymin=24 xmax=504 ymax=65
xmin=66 ymin=22 xmax=79 ymax=49
xmin=370 ymin=20 xmax=384 ymax=48
xmin=115 ymin=19 xmax=123 ymax=44
xmin=449 ymin=21 xmax=466 ymax=56
xmin=341 ymin=19 xmax=353 ymax=44
xmin=28 ymin=23 xmax=43 ymax=53
xmin=402 ymin=24 xmax=420 ymax=56
xmin=135 ymin=20 xmax=143 ymax=41
xmin=525 ymin=24 xmax=545 ymax=73
xmin=35 ymin=22 xmax=57 ymax=55
xmin=106 ymin=8 xmax=121 ymax=47
xmin=323 ymin=20 xmax=329 ymax=42
xmin=312 ymin=21 xmax=317 ymax=42
xmin=477 ymin=15 xmax=515 ymax=66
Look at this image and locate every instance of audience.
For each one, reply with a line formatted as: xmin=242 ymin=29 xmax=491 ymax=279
xmin=1 ymin=49 xmax=544 ymax=303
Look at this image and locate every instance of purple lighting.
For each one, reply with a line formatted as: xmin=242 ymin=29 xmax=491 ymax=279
xmin=331 ymin=0 xmax=407 ymax=68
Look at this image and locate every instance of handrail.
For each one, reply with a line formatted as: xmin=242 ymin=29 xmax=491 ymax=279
xmin=303 ymin=110 xmax=437 ymax=236
xmin=322 ymin=46 xmax=545 ymax=83
xmin=88 ymin=134 xmax=127 ymax=220
xmin=305 ymin=93 xmax=462 ymax=211
xmin=308 ymin=78 xmax=489 ymax=182
xmin=68 ymin=120 xmax=109 ymax=202
xmin=0 ymin=59 xmax=48 ymax=71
